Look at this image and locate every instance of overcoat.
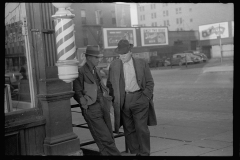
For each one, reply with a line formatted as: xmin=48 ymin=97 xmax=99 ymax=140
xmin=107 ymin=57 xmax=157 ymax=133
xmin=73 ymin=63 xmax=113 ymax=133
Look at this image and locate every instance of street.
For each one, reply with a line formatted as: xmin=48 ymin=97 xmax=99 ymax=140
xmin=148 ymin=59 xmax=233 ymax=156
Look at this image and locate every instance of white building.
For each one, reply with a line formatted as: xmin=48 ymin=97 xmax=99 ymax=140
xmin=137 ymin=3 xmax=233 ymax=31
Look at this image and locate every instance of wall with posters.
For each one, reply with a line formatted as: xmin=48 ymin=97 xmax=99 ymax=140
xmin=102 ymin=27 xmax=198 ymax=62
xmin=102 ymin=27 xmax=169 ymax=49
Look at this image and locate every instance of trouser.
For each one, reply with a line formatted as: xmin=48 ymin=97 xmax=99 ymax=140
xmin=82 ymin=98 xmax=121 ymax=156
xmin=121 ymin=91 xmax=150 ymax=156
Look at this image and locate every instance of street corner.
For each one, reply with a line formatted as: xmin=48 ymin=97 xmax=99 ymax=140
xmin=202 ymin=65 xmax=233 ymax=73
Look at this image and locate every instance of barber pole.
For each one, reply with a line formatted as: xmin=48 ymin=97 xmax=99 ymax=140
xmin=52 ymin=3 xmax=79 ymax=83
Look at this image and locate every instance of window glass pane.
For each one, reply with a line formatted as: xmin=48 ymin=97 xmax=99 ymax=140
xmin=5 ymin=3 xmax=34 ymax=113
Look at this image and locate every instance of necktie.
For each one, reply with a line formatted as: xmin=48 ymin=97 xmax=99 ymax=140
xmin=93 ymin=67 xmax=106 ymax=94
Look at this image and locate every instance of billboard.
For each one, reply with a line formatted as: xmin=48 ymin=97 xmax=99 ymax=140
xmin=102 ymin=28 xmax=137 ymax=49
xmin=199 ymin=22 xmax=229 ymax=40
xmin=140 ymin=27 xmax=169 ymax=46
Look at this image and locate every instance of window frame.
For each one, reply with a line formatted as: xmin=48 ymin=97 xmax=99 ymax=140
xmin=5 ymin=3 xmax=36 ymax=114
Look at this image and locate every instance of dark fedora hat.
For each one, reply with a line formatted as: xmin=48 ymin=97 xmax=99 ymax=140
xmin=115 ymin=39 xmax=133 ymax=54
xmin=84 ymin=45 xmax=103 ymax=57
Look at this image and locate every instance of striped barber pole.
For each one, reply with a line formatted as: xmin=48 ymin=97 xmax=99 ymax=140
xmin=54 ymin=18 xmax=76 ymax=61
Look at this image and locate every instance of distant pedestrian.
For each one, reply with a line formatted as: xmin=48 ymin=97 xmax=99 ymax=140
xmin=107 ymin=39 xmax=157 ymax=156
xmin=73 ymin=45 xmax=121 ymax=156
xmin=19 ymin=62 xmax=28 ymax=80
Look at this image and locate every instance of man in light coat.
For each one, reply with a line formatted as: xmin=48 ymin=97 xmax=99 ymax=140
xmin=107 ymin=40 xmax=157 ymax=156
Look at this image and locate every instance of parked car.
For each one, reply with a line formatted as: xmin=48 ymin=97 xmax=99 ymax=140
xmin=184 ymin=50 xmax=208 ymax=62
xmin=149 ymin=56 xmax=167 ymax=67
xmin=172 ymin=53 xmax=194 ymax=65
xmin=184 ymin=52 xmax=202 ymax=63
xmin=163 ymin=55 xmax=184 ymax=66
xmin=193 ymin=52 xmax=208 ymax=62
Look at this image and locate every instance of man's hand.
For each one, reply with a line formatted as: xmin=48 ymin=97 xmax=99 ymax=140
xmin=80 ymin=97 xmax=88 ymax=109
xmin=80 ymin=97 xmax=87 ymax=105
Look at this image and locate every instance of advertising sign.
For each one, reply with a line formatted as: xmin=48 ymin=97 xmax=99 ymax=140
xmin=102 ymin=28 xmax=137 ymax=49
xmin=199 ymin=22 xmax=229 ymax=40
xmin=140 ymin=27 xmax=169 ymax=46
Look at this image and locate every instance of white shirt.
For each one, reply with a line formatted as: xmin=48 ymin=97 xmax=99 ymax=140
xmin=122 ymin=58 xmax=140 ymax=92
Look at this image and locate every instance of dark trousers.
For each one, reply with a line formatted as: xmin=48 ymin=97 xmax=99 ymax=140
xmin=121 ymin=91 xmax=150 ymax=156
xmin=82 ymin=98 xmax=121 ymax=156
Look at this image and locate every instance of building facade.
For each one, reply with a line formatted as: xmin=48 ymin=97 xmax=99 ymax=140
xmin=137 ymin=3 xmax=234 ymax=58
xmin=137 ymin=3 xmax=233 ymax=31
xmin=71 ymin=3 xmax=131 ymax=48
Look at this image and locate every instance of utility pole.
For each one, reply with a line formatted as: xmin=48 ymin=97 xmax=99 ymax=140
xmin=218 ymin=24 xmax=223 ymax=63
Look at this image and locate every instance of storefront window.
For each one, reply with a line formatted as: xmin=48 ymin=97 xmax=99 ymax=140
xmin=5 ymin=3 xmax=35 ymax=113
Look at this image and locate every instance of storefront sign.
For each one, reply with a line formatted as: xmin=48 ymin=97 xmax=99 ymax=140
xmin=102 ymin=28 xmax=137 ymax=49
xmin=140 ymin=27 xmax=169 ymax=46
xmin=199 ymin=22 xmax=229 ymax=40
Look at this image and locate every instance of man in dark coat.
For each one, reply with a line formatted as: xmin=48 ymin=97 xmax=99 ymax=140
xmin=73 ymin=45 xmax=121 ymax=156
xmin=107 ymin=40 xmax=157 ymax=156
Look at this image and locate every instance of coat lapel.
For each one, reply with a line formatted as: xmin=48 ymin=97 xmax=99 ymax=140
xmin=83 ymin=64 xmax=95 ymax=83
xmin=132 ymin=57 xmax=140 ymax=86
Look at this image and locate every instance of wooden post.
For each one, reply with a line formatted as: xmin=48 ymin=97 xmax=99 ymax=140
xmin=26 ymin=3 xmax=82 ymax=155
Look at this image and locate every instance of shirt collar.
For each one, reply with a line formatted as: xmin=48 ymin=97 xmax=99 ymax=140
xmin=86 ymin=60 xmax=95 ymax=71
xmin=123 ymin=57 xmax=133 ymax=65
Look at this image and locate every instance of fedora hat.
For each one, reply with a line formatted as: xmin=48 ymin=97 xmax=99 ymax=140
xmin=84 ymin=45 xmax=103 ymax=57
xmin=115 ymin=39 xmax=133 ymax=54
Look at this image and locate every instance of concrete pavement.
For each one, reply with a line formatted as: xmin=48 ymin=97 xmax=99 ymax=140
xmin=71 ymin=57 xmax=234 ymax=156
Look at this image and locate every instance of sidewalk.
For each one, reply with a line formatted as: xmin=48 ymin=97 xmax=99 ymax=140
xmin=203 ymin=58 xmax=233 ymax=73
xmin=71 ymin=106 xmax=233 ymax=156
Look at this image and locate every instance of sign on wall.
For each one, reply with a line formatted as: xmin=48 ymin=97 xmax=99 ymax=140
xmin=199 ymin=22 xmax=229 ymax=40
xmin=102 ymin=28 xmax=137 ymax=49
xmin=140 ymin=27 xmax=169 ymax=46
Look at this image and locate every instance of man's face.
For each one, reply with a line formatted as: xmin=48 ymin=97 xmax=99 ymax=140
xmin=88 ymin=56 xmax=101 ymax=67
xmin=119 ymin=50 xmax=132 ymax=63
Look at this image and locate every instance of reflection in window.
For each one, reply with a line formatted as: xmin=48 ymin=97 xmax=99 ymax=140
xmin=81 ymin=10 xmax=86 ymax=24
xmin=111 ymin=11 xmax=116 ymax=25
xmin=5 ymin=3 xmax=33 ymax=112
xmin=95 ymin=10 xmax=103 ymax=25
